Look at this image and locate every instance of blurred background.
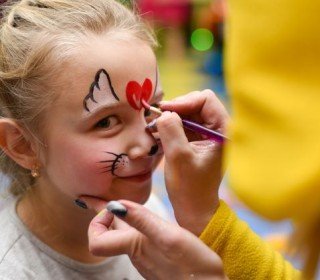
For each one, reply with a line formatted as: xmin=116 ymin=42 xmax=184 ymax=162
xmin=139 ymin=0 xmax=227 ymax=103
xmin=136 ymin=0 xmax=294 ymax=264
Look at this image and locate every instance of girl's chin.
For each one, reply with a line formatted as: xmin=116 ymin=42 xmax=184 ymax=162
xmin=79 ymin=178 xmax=152 ymax=205
xmin=119 ymin=187 xmax=152 ymax=205
xmin=96 ymin=185 xmax=152 ymax=205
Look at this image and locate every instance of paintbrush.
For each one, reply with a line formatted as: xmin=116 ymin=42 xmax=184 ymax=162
xmin=141 ymin=99 xmax=229 ymax=143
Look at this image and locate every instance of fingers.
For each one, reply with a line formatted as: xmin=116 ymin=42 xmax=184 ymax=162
xmin=116 ymin=200 xmax=176 ymax=248
xmin=88 ymin=209 xmax=114 ymax=240
xmin=190 ymin=139 xmax=221 ymax=154
xmin=155 ymin=111 xmax=193 ymax=162
xmin=88 ymin=199 xmax=175 ymax=258
xmin=88 ymin=223 xmax=140 ymax=257
xmin=117 ymin=200 xmax=220 ymax=262
xmin=80 ymin=196 xmax=134 ymax=256
xmin=87 ymin=207 xmax=129 ymax=256
xmin=160 ymin=90 xmax=229 ymax=131
xmin=86 ymin=202 xmax=140 ymax=257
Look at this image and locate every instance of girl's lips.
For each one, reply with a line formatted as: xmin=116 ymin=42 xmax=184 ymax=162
xmin=119 ymin=171 xmax=152 ymax=183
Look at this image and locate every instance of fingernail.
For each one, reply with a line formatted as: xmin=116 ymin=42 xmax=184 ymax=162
xmin=106 ymin=201 xmax=127 ymax=217
xmin=74 ymin=199 xmax=88 ymax=209
xmin=146 ymin=119 xmax=157 ymax=131
xmin=97 ymin=209 xmax=107 ymax=218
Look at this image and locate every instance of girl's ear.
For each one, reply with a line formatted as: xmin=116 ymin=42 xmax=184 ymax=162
xmin=0 ymin=119 xmax=38 ymax=170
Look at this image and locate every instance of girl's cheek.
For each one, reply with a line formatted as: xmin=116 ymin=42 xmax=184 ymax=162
xmin=63 ymin=149 xmax=114 ymax=190
xmin=72 ymin=160 xmax=114 ymax=195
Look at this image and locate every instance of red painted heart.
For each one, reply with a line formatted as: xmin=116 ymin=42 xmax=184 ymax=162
xmin=126 ymin=78 xmax=153 ymax=110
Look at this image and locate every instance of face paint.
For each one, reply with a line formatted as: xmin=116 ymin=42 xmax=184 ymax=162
xmin=99 ymin=152 xmax=129 ymax=176
xmin=148 ymin=144 xmax=159 ymax=156
xmin=126 ymin=78 xmax=153 ymax=110
xmin=83 ymin=69 xmax=120 ymax=113
xmin=98 ymin=145 xmax=160 ymax=178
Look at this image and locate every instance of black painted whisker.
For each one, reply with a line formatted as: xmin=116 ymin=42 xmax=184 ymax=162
xmin=99 ymin=151 xmax=128 ymax=176
xmin=99 ymin=165 xmax=113 ymax=170
xmin=106 ymin=151 xmax=118 ymax=156
xmin=100 ymin=170 xmax=112 ymax=174
xmin=99 ymin=163 xmax=118 ymax=169
xmin=101 ymin=163 xmax=118 ymax=169
xmin=99 ymin=160 xmax=115 ymax=163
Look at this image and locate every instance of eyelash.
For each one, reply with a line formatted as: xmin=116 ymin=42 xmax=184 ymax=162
xmin=94 ymin=102 xmax=160 ymax=129
xmin=95 ymin=115 xmax=120 ymax=130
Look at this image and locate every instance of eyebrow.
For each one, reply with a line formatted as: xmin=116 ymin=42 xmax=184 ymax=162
xmin=82 ymin=101 xmax=122 ymax=121
xmin=83 ymin=90 xmax=164 ymax=118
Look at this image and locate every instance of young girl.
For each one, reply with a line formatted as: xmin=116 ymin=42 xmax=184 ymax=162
xmin=0 ymin=0 xmax=168 ymax=278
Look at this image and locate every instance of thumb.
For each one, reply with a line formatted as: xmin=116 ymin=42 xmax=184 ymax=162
xmin=83 ymin=197 xmax=141 ymax=257
xmin=88 ymin=208 xmax=114 ymax=241
xmin=116 ymin=200 xmax=175 ymax=245
xmin=78 ymin=196 xmax=114 ymax=241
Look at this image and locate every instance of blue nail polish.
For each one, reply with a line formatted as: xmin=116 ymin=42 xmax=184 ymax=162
xmin=111 ymin=208 xmax=127 ymax=217
xmin=106 ymin=201 xmax=127 ymax=217
xmin=74 ymin=199 xmax=87 ymax=209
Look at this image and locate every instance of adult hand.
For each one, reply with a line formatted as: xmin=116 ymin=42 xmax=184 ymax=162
xmin=155 ymin=90 xmax=229 ymax=235
xmin=81 ymin=197 xmax=227 ymax=280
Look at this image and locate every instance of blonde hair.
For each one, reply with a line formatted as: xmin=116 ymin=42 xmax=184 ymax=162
xmin=0 ymin=0 xmax=157 ymax=195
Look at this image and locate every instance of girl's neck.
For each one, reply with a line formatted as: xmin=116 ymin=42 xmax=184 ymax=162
xmin=16 ymin=183 xmax=106 ymax=264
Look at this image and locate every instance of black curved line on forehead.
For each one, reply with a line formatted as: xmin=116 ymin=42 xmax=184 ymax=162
xmin=83 ymin=69 xmax=120 ymax=112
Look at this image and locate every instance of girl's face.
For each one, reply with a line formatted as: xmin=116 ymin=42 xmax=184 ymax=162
xmin=40 ymin=35 xmax=163 ymax=204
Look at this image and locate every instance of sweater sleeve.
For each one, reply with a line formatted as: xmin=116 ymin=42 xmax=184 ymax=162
xmin=199 ymin=201 xmax=301 ymax=279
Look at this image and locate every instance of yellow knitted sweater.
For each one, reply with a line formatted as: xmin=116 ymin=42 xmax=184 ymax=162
xmin=200 ymin=201 xmax=300 ymax=279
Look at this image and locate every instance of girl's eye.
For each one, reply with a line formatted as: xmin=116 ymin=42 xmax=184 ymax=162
xmin=144 ymin=103 xmax=159 ymax=119
xmin=95 ymin=116 xmax=119 ymax=130
xmin=144 ymin=109 xmax=151 ymax=117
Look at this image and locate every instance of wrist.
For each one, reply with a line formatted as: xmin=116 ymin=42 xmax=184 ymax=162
xmin=174 ymin=199 xmax=220 ymax=236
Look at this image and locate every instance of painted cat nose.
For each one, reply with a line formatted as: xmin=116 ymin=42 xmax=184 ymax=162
xmin=128 ymin=143 xmax=157 ymax=159
xmin=127 ymin=131 xmax=157 ymax=160
xmin=148 ymin=144 xmax=158 ymax=156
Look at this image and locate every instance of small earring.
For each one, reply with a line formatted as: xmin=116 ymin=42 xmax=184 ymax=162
xmin=31 ymin=166 xmax=40 ymax=178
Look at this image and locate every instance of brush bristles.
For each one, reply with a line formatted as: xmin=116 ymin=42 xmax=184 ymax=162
xmin=150 ymin=106 xmax=162 ymax=115
xmin=141 ymin=99 xmax=162 ymax=116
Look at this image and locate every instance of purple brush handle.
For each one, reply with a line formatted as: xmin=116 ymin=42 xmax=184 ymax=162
xmin=182 ymin=119 xmax=228 ymax=143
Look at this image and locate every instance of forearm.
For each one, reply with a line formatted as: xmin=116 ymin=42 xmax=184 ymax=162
xmin=200 ymin=201 xmax=300 ymax=279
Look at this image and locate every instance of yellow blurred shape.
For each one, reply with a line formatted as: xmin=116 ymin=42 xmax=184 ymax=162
xmin=158 ymin=56 xmax=210 ymax=100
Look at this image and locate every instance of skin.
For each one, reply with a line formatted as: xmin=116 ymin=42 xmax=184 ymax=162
xmin=80 ymin=90 xmax=229 ymax=278
xmin=6 ymin=34 xmax=163 ymax=263
xmin=83 ymin=198 xmax=228 ymax=280
xmin=157 ymin=91 xmax=229 ymax=235
xmin=0 ymin=34 xmax=228 ymax=274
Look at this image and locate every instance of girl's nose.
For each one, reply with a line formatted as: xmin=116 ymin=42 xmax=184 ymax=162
xmin=126 ymin=121 xmax=158 ymax=160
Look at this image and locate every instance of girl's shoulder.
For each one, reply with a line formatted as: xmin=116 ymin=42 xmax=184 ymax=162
xmin=0 ymin=196 xmax=36 ymax=279
xmin=0 ymin=196 xmax=144 ymax=280
xmin=0 ymin=196 xmax=22 ymax=254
